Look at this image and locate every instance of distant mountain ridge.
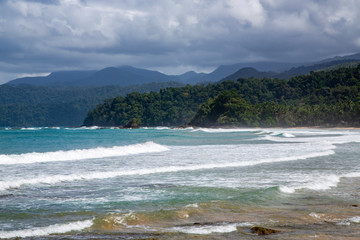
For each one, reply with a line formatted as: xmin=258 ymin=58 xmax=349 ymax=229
xmin=220 ymin=67 xmax=276 ymax=82
xmin=6 ymin=52 xmax=360 ymax=87
xmin=9 ymin=70 xmax=96 ymax=86
xmin=7 ymin=64 xmax=254 ymax=87
xmin=274 ymin=58 xmax=360 ymax=80
xmin=8 ymin=66 xmax=180 ymax=87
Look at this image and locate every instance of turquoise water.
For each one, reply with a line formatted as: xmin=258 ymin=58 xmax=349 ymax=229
xmin=1 ymin=127 xmax=360 ymax=239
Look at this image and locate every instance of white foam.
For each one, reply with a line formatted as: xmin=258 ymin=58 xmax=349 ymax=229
xmin=336 ymin=216 xmax=360 ymax=226
xmin=80 ymin=126 xmax=102 ymax=130
xmin=261 ymin=129 xmax=360 ymax=145
xmin=170 ymin=222 xmax=251 ymax=234
xmin=0 ymin=219 xmax=93 ymax=238
xmin=191 ymin=128 xmax=261 ymax=133
xmin=65 ymin=126 xmax=102 ymax=130
xmin=0 ymin=142 xmax=169 ymax=165
xmin=154 ymin=127 xmax=170 ymax=130
xmin=343 ymin=172 xmax=360 ymax=178
xmin=280 ymin=174 xmax=346 ymax=194
xmin=45 ymin=127 xmax=61 ymax=130
xmin=0 ymin=146 xmax=336 ymax=191
xmin=171 ymin=127 xmax=194 ymax=130
xmin=282 ymin=133 xmax=295 ymax=138
xmin=309 ymin=212 xmax=323 ymax=219
xmin=185 ymin=203 xmax=199 ymax=208
xmin=20 ymin=127 xmax=42 ymax=130
xmin=348 ymin=216 xmax=360 ymax=223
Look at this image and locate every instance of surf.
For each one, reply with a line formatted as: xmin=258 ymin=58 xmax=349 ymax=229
xmin=0 ymin=141 xmax=169 ymax=165
xmin=0 ymin=219 xmax=93 ymax=238
xmin=279 ymin=172 xmax=360 ymax=194
xmin=0 ymin=145 xmax=336 ymax=191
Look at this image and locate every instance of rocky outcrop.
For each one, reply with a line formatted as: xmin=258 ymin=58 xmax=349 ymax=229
xmin=250 ymin=226 xmax=280 ymax=235
xmin=123 ymin=118 xmax=141 ymax=128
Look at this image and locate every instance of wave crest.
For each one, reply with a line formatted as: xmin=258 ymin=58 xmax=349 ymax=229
xmin=0 ymin=219 xmax=93 ymax=238
xmin=0 ymin=142 xmax=169 ymax=165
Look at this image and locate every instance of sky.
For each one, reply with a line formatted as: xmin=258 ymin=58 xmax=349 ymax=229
xmin=0 ymin=0 xmax=360 ymax=84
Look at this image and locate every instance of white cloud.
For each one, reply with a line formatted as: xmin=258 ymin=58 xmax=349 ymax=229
xmin=227 ymin=0 xmax=266 ymax=27
xmin=0 ymin=0 xmax=360 ymax=84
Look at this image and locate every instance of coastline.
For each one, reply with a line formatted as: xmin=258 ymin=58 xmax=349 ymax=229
xmin=2 ymin=127 xmax=360 ymax=239
xmin=179 ymin=124 xmax=360 ymax=130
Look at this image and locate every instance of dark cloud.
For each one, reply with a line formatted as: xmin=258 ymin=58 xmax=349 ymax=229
xmin=0 ymin=0 xmax=360 ymax=83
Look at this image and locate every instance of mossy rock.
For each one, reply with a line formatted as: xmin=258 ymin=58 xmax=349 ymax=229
xmin=123 ymin=118 xmax=141 ymax=128
xmin=250 ymin=226 xmax=280 ymax=235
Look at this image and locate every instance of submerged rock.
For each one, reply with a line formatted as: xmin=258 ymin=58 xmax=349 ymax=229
xmin=250 ymin=226 xmax=280 ymax=235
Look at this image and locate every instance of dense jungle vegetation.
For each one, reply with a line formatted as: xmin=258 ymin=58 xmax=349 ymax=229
xmin=84 ymin=65 xmax=360 ymax=127
xmin=0 ymin=82 xmax=182 ymax=127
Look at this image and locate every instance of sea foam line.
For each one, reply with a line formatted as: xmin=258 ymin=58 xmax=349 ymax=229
xmin=169 ymin=222 xmax=252 ymax=234
xmin=279 ymin=172 xmax=360 ymax=194
xmin=191 ymin=128 xmax=261 ymax=133
xmin=0 ymin=148 xmax=335 ymax=191
xmin=260 ymin=130 xmax=360 ymax=144
xmin=0 ymin=142 xmax=169 ymax=165
xmin=0 ymin=219 xmax=93 ymax=239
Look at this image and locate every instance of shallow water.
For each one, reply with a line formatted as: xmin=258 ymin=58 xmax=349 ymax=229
xmin=0 ymin=127 xmax=360 ymax=239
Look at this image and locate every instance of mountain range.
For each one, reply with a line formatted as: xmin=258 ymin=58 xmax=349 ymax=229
xmin=7 ymin=52 xmax=360 ymax=87
xmin=2 ymin=52 xmax=360 ymax=127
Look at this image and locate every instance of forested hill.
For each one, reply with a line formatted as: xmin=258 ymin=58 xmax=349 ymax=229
xmin=0 ymin=81 xmax=183 ymax=127
xmin=84 ymin=65 xmax=360 ymax=128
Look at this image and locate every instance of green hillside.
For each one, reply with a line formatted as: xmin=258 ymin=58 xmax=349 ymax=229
xmin=84 ymin=65 xmax=360 ymax=128
xmin=0 ymin=82 xmax=183 ymax=127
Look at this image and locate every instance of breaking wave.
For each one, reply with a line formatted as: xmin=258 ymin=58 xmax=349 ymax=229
xmin=170 ymin=222 xmax=252 ymax=234
xmin=0 ymin=142 xmax=169 ymax=165
xmin=0 ymin=219 xmax=93 ymax=239
xmin=191 ymin=128 xmax=261 ymax=133
xmin=0 ymin=146 xmax=335 ymax=191
xmin=280 ymin=172 xmax=360 ymax=194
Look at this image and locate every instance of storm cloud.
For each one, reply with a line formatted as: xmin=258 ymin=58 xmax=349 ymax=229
xmin=0 ymin=0 xmax=360 ymax=83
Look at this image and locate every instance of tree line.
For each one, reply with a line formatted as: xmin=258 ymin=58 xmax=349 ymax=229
xmin=84 ymin=65 xmax=360 ymax=127
xmin=0 ymin=82 xmax=182 ymax=127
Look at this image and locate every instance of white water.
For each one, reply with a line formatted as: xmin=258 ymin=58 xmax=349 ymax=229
xmin=0 ymin=141 xmax=169 ymax=165
xmin=191 ymin=128 xmax=261 ymax=133
xmin=0 ymin=219 xmax=93 ymax=238
xmin=280 ymin=172 xmax=360 ymax=194
xmin=0 ymin=143 xmax=336 ymax=191
xmin=1 ymin=128 xmax=360 ymax=238
xmin=170 ymin=222 xmax=252 ymax=234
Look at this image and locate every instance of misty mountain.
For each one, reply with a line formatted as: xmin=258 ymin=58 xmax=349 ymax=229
xmin=71 ymin=66 xmax=182 ymax=86
xmin=317 ymin=52 xmax=360 ymax=64
xmin=6 ymin=52 xmax=360 ymax=87
xmin=220 ymin=67 xmax=276 ymax=82
xmin=177 ymin=71 xmax=207 ymax=83
xmin=180 ymin=62 xmax=300 ymax=84
xmin=8 ymin=66 xmax=180 ymax=87
xmin=219 ymin=55 xmax=360 ymax=82
xmin=8 ymin=70 xmax=96 ymax=87
xmin=275 ymin=58 xmax=360 ymax=79
xmin=7 ymin=65 xmax=245 ymax=86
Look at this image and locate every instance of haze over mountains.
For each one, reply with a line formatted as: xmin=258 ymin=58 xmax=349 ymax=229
xmin=1 ymin=52 xmax=360 ymax=127
xmin=7 ymin=52 xmax=360 ymax=88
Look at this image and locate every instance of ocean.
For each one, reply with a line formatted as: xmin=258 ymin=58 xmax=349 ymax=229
xmin=0 ymin=127 xmax=360 ymax=239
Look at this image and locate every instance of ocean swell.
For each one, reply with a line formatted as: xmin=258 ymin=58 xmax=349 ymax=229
xmin=0 ymin=142 xmax=169 ymax=165
xmin=0 ymin=219 xmax=93 ymax=239
xmin=0 ymin=146 xmax=336 ymax=191
xmin=280 ymin=172 xmax=360 ymax=194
